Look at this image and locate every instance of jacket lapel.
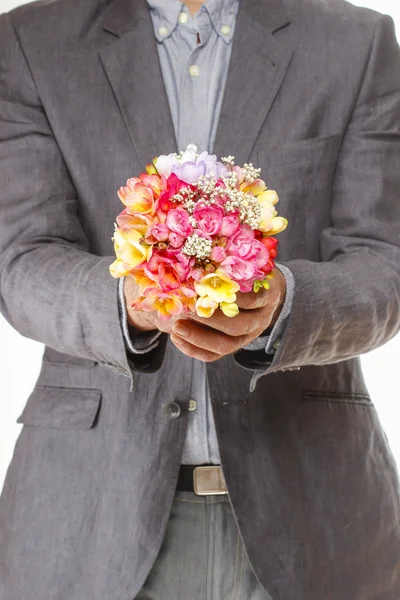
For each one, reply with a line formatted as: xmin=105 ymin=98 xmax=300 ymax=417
xmin=98 ymin=0 xmax=294 ymax=166
xmin=213 ymin=0 xmax=295 ymax=163
xmin=99 ymin=0 xmax=178 ymax=166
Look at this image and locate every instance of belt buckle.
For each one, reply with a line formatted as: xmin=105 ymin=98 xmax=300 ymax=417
xmin=193 ymin=466 xmax=228 ymax=496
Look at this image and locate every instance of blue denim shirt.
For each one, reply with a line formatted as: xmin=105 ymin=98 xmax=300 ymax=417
xmin=118 ymin=0 xmax=295 ymax=464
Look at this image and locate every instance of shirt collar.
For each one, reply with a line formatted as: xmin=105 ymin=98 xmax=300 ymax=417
xmin=146 ymin=0 xmax=240 ymax=45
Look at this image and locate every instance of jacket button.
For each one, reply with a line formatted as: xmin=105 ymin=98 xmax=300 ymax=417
xmin=162 ymin=402 xmax=181 ymax=420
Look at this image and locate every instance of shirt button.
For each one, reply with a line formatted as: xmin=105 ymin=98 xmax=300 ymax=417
xmin=221 ymin=25 xmax=231 ymax=35
xmin=178 ymin=12 xmax=189 ymax=24
xmin=189 ymin=64 xmax=200 ymax=77
xmin=188 ymin=399 xmax=197 ymax=412
xmin=162 ymin=402 xmax=181 ymax=420
xmin=158 ymin=26 xmax=169 ymax=37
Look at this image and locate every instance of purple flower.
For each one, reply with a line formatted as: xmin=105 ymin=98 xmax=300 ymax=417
xmin=172 ymin=161 xmax=206 ymax=184
xmin=170 ymin=146 xmax=229 ymax=183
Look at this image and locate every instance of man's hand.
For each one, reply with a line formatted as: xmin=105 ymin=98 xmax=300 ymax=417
xmin=169 ymin=268 xmax=286 ymax=362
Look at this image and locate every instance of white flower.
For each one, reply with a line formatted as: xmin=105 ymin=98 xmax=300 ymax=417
xmin=180 ymin=144 xmax=198 ymax=164
xmin=155 ymin=153 xmax=179 ymax=178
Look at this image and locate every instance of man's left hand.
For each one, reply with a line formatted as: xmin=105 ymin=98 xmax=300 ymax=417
xmin=170 ymin=268 xmax=286 ymax=362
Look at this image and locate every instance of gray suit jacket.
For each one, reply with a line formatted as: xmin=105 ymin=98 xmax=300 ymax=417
xmin=1 ymin=0 xmax=400 ymax=599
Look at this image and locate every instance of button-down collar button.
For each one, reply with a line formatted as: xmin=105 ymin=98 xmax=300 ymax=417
xmin=221 ymin=25 xmax=231 ymax=35
xmin=189 ymin=64 xmax=200 ymax=77
xmin=178 ymin=12 xmax=189 ymax=24
xmin=158 ymin=26 xmax=169 ymax=37
xmin=188 ymin=399 xmax=197 ymax=412
xmin=162 ymin=402 xmax=181 ymax=420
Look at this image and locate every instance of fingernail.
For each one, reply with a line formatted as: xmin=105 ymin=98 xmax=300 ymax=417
xmin=172 ymin=322 xmax=189 ymax=336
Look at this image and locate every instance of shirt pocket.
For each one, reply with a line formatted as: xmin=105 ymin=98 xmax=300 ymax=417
xmin=16 ymin=385 xmax=102 ymax=430
xmin=254 ymin=133 xmax=342 ymax=260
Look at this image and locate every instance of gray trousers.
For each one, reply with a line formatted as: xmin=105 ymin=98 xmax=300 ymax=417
xmin=135 ymin=490 xmax=273 ymax=600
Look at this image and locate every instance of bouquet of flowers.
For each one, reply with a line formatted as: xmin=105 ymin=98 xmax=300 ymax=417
xmin=110 ymin=145 xmax=287 ymax=319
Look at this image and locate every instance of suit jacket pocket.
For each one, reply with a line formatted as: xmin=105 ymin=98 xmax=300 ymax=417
xmin=302 ymin=389 xmax=373 ymax=407
xmin=256 ymin=132 xmax=342 ymax=171
xmin=16 ymin=386 xmax=102 ymax=430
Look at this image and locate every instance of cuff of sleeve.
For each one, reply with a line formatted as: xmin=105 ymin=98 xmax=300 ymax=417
xmin=264 ymin=263 xmax=295 ymax=354
xmin=118 ymin=277 xmax=161 ymax=354
xmin=241 ymin=263 xmax=294 ymax=354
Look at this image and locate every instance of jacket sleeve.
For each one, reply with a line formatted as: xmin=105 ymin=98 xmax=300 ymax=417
xmin=235 ymin=14 xmax=400 ymax=376
xmin=0 ymin=13 xmax=167 ymax=383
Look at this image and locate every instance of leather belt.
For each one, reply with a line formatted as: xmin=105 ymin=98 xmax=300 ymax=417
xmin=177 ymin=465 xmax=228 ymax=495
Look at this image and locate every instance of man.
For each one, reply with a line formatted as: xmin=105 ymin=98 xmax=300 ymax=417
xmin=0 ymin=0 xmax=400 ymax=599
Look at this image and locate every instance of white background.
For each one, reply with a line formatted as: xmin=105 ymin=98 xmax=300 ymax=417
xmin=1 ymin=0 xmax=400 ymax=492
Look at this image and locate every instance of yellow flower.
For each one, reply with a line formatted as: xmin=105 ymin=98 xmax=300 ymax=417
xmin=219 ymin=302 xmax=239 ymax=317
xmin=240 ymin=178 xmax=267 ymax=196
xmin=257 ymin=189 xmax=278 ymax=232
xmin=195 ymin=296 xmax=218 ymax=318
xmin=263 ymin=216 xmax=288 ymax=236
xmin=194 ymin=269 xmax=240 ymax=304
xmin=109 ymin=258 xmax=131 ymax=278
xmin=109 ymin=227 xmax=151 ymax=278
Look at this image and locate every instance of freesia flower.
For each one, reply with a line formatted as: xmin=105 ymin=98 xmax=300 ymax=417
xmin=194 ymin=269 xmax=240 ymax=304
xmin=130 ymin=268 xmax=156 ymax=292
xmin=263 ymin=216 xmax=288 ymax=236
xmin=154 ymin=154 xmax=179 ymax=178
xmin=173 ymin=160 xmax=206 ymax=184
xmin=118 ymin=181 xmax=155 ymax=215
xmin=116 ymin=209 xmax=150 ymax=235
xmin=109 ymin=228 xmax=151 ymax=277
xmin=240 ymin=178 xmax=267 ymax=196
xmin=139 ymin=173 xmax=166 ymax=198
xmin=219 ymin=302 xmax=239 ymax=317
xmin=195 ymin=296 xmax=219 ymax=318
xmin=140 ymin=289 xmax=183 ymax=320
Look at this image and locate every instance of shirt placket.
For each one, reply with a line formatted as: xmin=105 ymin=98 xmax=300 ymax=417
xmin=177 ymin=11 xmax=212 ymax=152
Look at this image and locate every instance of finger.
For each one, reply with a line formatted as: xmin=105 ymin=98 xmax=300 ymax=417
xmin=171 ymin=320 xmax=249 ymax=354
xmin=188 ymin=308 xmax=263 ymax=337
xmin=235 ymin=289 xmax=270 ymax=310
xmin=170 ymin=334 xmax=224 ymax=362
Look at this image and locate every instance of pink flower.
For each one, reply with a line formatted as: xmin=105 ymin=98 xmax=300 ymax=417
xmin=237 ymin=278 xmax=256 ymax=293
xmin=210 ymin=245 xmax=226 ymax=263
xmin=220 ymin=256 xmax=255 ymax=282
xmin=151 ymin=223 xmax=169 ymax=242
xmin=173 ymin=252 xmax=195 ymax=280
xmin=168 ymin=231 xmax=185 ymax=248
xmin=226 ymin=226 xmax=255 ymax=258
xmin=157 ymin=263 xmax=181 ymax=292
xmin=244 ymin=239 xmax=269 ymax=268
xmin=219 ymin=214 xmax=240 ymax=237
xmin=193 ymin=202 xmax=224 ymax=236
xmin=166 ymin=208 xmax=193 ymax=237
